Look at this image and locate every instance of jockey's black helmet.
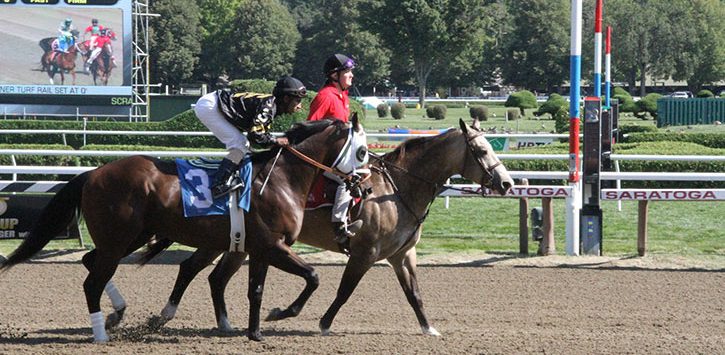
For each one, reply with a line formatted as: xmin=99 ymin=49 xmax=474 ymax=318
xmin=273 ymin=76 xmax=307 ymax=99
xmin=323 ymin=54 xmax=355 ymax=76
xmin=92 ymin=19 xmax=99 ymax=25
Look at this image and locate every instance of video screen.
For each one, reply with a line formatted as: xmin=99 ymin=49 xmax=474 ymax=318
xmin=0 ymin=0 xmax=132 ymax=99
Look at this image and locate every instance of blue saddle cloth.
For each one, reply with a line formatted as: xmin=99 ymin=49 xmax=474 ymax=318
xmin=175 ymin=157 xmax=252 ymax=217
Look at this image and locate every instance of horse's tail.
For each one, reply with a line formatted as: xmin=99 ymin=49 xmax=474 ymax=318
xmin=136 ymin=237 xmax=174 ymax=266
xmin=0 ymin=172 xmax=90 ymax=271
xmin=38 ymin=37 xmax=52 ymax=52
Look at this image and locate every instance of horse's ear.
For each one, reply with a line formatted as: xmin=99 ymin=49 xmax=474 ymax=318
xmin=459 ymin=118 xmax=469 ymax=134
xmin=351 ymin=112 xmax=360 ymax=132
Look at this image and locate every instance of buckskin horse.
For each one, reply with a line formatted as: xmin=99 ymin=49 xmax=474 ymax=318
xmin=139 ymin=118 xmax=514 ymax=336
xmin=0 ymin=117 xmax=367 ymax=343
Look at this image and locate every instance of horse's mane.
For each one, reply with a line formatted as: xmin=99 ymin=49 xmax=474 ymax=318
xmin=285 ymin=119 xmax=343 ymax=144
xmin=248 ymin=119 xmax=344 ymax=164
xmin=381 ymin=128 xmax=457 ymax=163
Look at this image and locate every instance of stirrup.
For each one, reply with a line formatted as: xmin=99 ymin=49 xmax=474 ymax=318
xmin=212 ymin=177 xmax=243 ymax=199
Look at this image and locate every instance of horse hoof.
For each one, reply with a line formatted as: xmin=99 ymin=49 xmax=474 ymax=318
xmin=146 ymin=315 xmax=167 ymax=331
xmin=422 ymin=326 xmax=441 ymax=336
xmin=247 ymin=330 xmax=263 ymax=342
xmin=217 ymin=316 xmax=234 ymax=333
xmin=265 ymin=307 xmax=283 ymax=321
xmin=105 ymin=307 xmax=125 ymax=329
xmin=320 ymin=327 xmax=331 ymax=336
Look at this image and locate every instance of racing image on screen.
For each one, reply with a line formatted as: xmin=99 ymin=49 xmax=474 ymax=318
xmin=0 ymin=8 xmax=124 ymax=88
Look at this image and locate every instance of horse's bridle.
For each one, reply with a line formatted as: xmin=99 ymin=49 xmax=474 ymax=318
xmin=463 ymin=130 xmax=503 ymax=194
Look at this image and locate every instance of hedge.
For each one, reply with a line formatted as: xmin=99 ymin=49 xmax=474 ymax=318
xmin=0 ymin=92 xmax=365 ymax=149
xmin=500 ymin=141 xmax=724 ymax=188
xmin=623 ymin=132 xmax=725 ymax=149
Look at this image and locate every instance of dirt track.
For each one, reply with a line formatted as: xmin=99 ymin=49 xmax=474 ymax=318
xmin=0 ymin=254 xmax=723 ymax=354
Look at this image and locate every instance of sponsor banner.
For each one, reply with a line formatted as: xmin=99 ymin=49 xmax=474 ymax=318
xmin=601 ymin=189 xmax=725 ymax=201
xmin=441 ymin=184 xmax=572 ymax=198
xmin=0 ymin=193 xmax=80 ymax=240
xmin=511 ymin=137 xmax=555 ymax=150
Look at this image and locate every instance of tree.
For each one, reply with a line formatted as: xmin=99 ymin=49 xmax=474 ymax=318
xmin=149 ymin=0 xmax=202 ymax=87
xmin=290 ymin=0 xmax=391 ymax=93
xmin=371 ymin=0 xmax=489 ymax=107
xmin=671 ymin=0 xmax=725 ymax=91
xmin=499 ymin=0 xmax=569 ymax=93
xmin=228 ymin=0 xmax=300 ymax=80
xmin=194 ymin=0 xmax=244 ymax=86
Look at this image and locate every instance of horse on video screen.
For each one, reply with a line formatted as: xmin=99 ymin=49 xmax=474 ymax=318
xmin=89 ymin=43 xmax=114 ymax=86
xmin=0 ymin=116 xmax=367 ymax=343
xmin=140 ymin=118 xmax=514 ymax=336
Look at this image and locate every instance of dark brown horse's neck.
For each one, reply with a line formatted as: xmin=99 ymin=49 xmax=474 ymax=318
xmin=383 ymin=130 xmax=464 ymax=213
xmin=274 ymin=129 xmax=345 ymax=203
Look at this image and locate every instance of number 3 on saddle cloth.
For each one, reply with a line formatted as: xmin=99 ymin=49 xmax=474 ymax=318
xmin=175 ymin=158 xmax=252 ymax=252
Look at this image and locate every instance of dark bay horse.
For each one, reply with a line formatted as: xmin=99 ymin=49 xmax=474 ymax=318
xmin=142 ymin=118 xmax=514 ymax=336
xmin=89 ymin=44 xmax=114 ymax=86
xmin=0 ymin=117 xmax=367 ymax=343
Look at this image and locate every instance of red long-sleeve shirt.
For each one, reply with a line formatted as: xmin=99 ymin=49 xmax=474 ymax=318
xmin=307 ymin=83 xmax=350 ymax=123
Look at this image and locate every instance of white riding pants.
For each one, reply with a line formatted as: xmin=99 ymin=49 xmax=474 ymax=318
xmin=324 ymin=172 xmax=353 ymax=224
xmin=88 ymin=47 xmax=102 ymax=64
xmin=195 ymin=92 xmax=250 ymax=162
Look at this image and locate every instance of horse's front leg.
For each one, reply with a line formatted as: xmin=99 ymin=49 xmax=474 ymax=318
xmin=264 ymin=243 xmax=320 ymax=322
xmin=209 ymin=251 xmax=247 ymax=331
xmin=319 ymin=248 xmax=376 ymax=335
xmin=71 ymin=70 xmax=76 ymax=85
xmin=247 ymin=252 xmax=269 ymax=341
xmin=387 ymin=246 xmax=441 ymax=336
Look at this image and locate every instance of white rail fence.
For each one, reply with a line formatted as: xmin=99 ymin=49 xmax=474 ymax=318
xmin=0 ymin=130 xmax=722 ymax=256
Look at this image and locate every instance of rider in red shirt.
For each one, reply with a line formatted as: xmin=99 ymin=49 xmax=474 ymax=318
xmin=307 ymin=53 xmax=360 ymax=252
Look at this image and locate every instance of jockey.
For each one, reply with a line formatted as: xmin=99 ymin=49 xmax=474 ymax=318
xmin=195 ymin=76 xmax=307 ymax=198
xmin=307 ymin=53 xmax=363 ymax=249
xmin=85 ymin=28 xmax=115 ymax=71
xmin=84 ymin=19 xmax=104 ymax=49
xmin=57 ymin=18 xmax=75 ymax=53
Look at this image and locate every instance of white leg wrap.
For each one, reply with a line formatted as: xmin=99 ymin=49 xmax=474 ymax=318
xmin=422 ymin=326 xmax=441 ymax=336
xmin=160 ymin=302 xmax=177 ymax=321
xmin=90 ymin=311 xmax=109 ymax=343
xmin=104 ymin=281 xmax=126 ymax=311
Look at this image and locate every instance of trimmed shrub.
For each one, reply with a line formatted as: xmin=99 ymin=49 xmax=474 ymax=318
xmin=469 ymin=105 xmax=488 ymax=121
xmin=425 ymin=105 xmax=447 ymax=120
xmin=506 ymin=108 xmax=520 ymax=121
xmin=612 ymin=87 xmax=637 ymax=112
xmin=553 ymin=107 xmax=569 ymax=133
xmin=618 ymin=124 xmax=658 ymax=136
xmin=634 ymin=93 xmax=662 ymax=120
xmin=376 ymin=103 xmax=389 ymax=118
xmin=624 ymin=132 xmax=725 ymax=149
xmin=534 ymin=93 xmax=567 ymax=118
xmin=391 ymin=102 xmax=406 ymax=119
xmin=228 ymin=79 xmax=275 ymax=93
xmin=696 ymin=89 xmax=714 ymax=98
xmin=504 ymin=90 xmax=538 ymax=116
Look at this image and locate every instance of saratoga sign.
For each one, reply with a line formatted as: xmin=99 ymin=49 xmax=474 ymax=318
xmin=441 ymin=185 xmax=572 ymax=198
xmin=601 ymin=189 xmax=725 ymax=201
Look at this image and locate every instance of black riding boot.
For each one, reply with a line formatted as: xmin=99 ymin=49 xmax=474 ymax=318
xmin=211 ymin=158 xmax=242 ymax=199
xmin=332 ymin=220 xmax=363 ymax=254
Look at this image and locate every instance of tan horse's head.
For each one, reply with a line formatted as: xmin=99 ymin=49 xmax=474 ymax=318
xmin=459 ymin=118 xmax=514 ymax=195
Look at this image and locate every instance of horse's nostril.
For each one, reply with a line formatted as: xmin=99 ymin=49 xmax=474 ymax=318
xmin=501 ymin=180 xmax=513 ymax=194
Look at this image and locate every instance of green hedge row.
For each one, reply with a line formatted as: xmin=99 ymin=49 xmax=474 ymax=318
xmin=501 ymin=141 xmax=724 ymax=188
xmin=623 ymin=132 xmax=725 ymax=149
xmin=0 ymin=95 xmax=365 ymax=149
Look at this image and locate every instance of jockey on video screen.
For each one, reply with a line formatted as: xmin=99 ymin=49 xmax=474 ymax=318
xmin=84 ymin=18 xmax=105 ymax=49
xmin=85 ymin=28 xmax=117 ymax=71
xmin=57 ymin=18 xmax=75 ymax=53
